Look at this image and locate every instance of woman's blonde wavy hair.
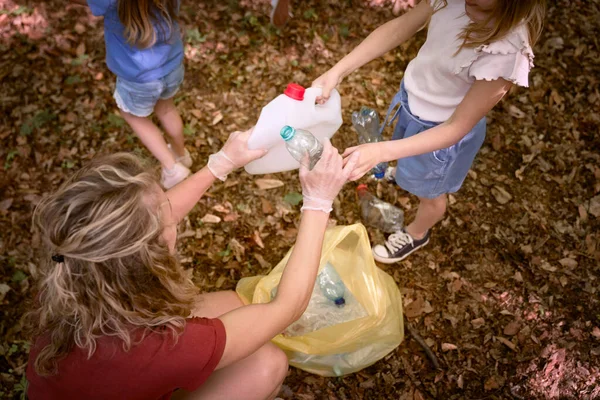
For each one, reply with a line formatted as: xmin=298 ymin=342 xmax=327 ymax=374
xmin=118 ymin=0 xmax=179 ymax=49
xmin=28 ymin=153 xmax=199 ymax=376
xmin=432 ymin=0 xmax=546 ymax=48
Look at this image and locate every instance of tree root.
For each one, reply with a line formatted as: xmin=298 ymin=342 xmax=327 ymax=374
xmin=405 ymin=317 xmax=441 ymax=370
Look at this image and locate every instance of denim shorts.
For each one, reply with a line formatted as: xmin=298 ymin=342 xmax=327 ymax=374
xmin=385 ymin=81 xmax=486 ymax=199
xmin=114 ymin=63 xmax=184 ymax=117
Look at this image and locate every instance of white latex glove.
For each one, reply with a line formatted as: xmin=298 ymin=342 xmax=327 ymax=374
xmin=299 ymin=139 xmax=360 ymax=213
xmin=208 ymin=128 xmax=267 ymax=181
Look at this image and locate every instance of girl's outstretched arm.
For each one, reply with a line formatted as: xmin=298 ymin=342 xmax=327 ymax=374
xmin=313 ymin=0 xmax=432 ymax=103
xmin=343 ymin=78 xmax=513 ymax=180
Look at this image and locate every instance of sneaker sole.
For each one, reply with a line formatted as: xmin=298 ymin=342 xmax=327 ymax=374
xmin=372 ymin=238 xmax=430 ymax=264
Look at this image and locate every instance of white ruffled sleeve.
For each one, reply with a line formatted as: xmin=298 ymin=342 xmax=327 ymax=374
xmin=461 ymin=26 xmax=534 ymax=87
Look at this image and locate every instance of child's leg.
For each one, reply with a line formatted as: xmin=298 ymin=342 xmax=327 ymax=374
xmin=271 ymin=0 xmax=291 ymax=27
xmin=155 ymin=98 xmax=185 ymax=158
xmin=173 ymin=291 xmax=288 ymax=400
xmin=372 ymin=193 xmax=446 ymax=264
xmin=119 ymin=109 xmax=177 ymax=170
xmin=405 ymin=194 xmax=447 ymax=239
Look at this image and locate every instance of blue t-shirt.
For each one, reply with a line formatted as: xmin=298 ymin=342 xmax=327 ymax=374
xmin=87 ymin=0 xmax=184 ymax=83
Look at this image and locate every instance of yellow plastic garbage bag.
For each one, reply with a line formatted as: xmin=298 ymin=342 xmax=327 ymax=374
xmin=236 ymin=223 xmax=404 ymax=377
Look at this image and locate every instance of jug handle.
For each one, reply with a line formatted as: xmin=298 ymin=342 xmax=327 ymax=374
xmin=304 ymin=87 xmax=323 ymax=109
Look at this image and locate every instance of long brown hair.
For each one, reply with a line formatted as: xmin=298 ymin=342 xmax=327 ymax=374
xmin=29 ymin=153 xmax=199 ymax=376
xmin=433 ymin=0 xmax=546 ymax=48
xmin=118 ymin=0 xmax=179 ymax=49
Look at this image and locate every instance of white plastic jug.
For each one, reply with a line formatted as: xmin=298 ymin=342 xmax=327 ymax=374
xmin=245 ymin=83 xmax=342 ymax=175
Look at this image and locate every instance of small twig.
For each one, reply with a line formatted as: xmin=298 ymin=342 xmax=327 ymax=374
xmin=404 ymin=317 xmax=441 ymax=370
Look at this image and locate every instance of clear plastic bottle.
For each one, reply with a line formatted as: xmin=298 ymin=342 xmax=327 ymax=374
xmin=318 ymin=262 xmax=346 ymax=307
xmin=351 ymin=107 xmax=388 ymax=179
xmin=280 ymin=126 xmax=323 ymax=170
xmin=356 ymin=184 xmax=404 ymax=233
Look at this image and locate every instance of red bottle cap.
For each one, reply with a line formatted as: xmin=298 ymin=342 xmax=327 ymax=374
xmin=357 ymin=184 xmax=368 ymax=192
xmin=284 ymin=83 xmax=305 ymax=101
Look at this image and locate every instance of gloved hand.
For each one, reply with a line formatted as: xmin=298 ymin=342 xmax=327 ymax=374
xmin=208 ymin=128 xmax=267 ymax=181
xmin=299 ymin=139 xmax=359 ymax=213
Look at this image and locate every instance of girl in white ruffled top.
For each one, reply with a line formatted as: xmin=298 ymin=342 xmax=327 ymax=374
xmin=313 ymin=0 xmax=546 ymax=263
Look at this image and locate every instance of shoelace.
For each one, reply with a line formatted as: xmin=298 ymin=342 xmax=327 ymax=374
xmin=385 ymin=230 xmax=414 ymax=253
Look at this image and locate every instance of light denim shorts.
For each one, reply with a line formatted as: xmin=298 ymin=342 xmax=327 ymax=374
xmin=114 ymin=63 xmax=184 ymax=117
xmin=386 ymin=81 xmax=486 ymax=199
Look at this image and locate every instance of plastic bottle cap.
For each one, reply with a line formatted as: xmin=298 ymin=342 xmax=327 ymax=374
xmin=334 ymin=298 xmax=346 ymax=306
xmin=283 ymin=83 xmax=305 ymax=101
xmin=280 ymin=125 xmax=296 ymax=141
xmin=374 ymin=171 xmax=385 ymax=179
xmin=356 ymin=184 xmax=368 ymax=192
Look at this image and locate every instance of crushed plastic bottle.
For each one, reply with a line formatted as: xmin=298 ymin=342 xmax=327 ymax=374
xmin=351 ymin=107 xmax=388 ymax=179
xmin=280 ymin=125 xmax=323 ymax=170
xmin=384 ymin=165 xmax=397 ymax=182
xmin=317 ymin=262 xmax=346 ymax=307
xmin=357 ymin=184 xmax=404 ymax=233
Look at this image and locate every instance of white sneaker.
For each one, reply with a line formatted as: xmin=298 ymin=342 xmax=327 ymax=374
xmin=161 ymin=162 xmax=190 ymax=189
xmin=167 ymin=144 xmax=193 ymax=168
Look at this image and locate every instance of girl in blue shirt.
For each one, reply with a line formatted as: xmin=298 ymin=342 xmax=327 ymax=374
xmin=76 ymin=0 xmax=192 ymax=188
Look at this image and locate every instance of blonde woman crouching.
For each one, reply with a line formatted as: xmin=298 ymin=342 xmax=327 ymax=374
xmin=25 ymin=128 xmax=360 ymax=400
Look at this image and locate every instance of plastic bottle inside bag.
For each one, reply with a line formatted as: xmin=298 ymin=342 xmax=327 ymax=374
xmin=318 ymin=262 xmax=346 ymax=307
xmin=357 ymin=184 xmax=404 ymax=233
xmin=269 ymin=262 xmax=367 ymax=337
xmin=245 ymin=83 xmax=342 ymax=175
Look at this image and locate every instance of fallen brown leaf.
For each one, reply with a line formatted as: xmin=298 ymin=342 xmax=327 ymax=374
xmin=589 ymin=195 xmax=600 ymax=217
xmin=211 ymin=111 xmax=223 ymax=126
xmin=201 ymin=214 xmax=221 ymax=224
xmin=404 ymin=296 xmax=425 ymax=319
xmin=491 ymin=185 xmax=513 ymax=204
xmin=484 ymin=376 xmax=502 ymax=391
xmin=253 ymin=230 xmax=265 ymax=249
xmin=471 ymin=318 xmax=485 ymax=329
xmin=255 ymin=179 xmax=284 ymax=190
xmin=441 ymin=343 xmax=457 ymax=352
xmin=558 ymin=258 xmax=578 ymax=268
xmin=261 ymin=198 xmax=275 ymax=214
xmin=496 ymin=336 xmax=517 ymax=351
xmin=504 ymin=320 xmax=520 ymax=336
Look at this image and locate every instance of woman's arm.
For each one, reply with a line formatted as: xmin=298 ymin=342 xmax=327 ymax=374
xmin=312 ymin=0 xmax=432 ymax=102
xmin=216 ymin=210 xmax=328 ymax=368
xmin=166 ymin=128 xmax=266 ymax=222
xmin=343 ymin=78 xmax=513 ymax=180
xmin=166 ymin=167 xmax=216 ymax=223
xmin=215 ymin=142 xmax=359 ymax=369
